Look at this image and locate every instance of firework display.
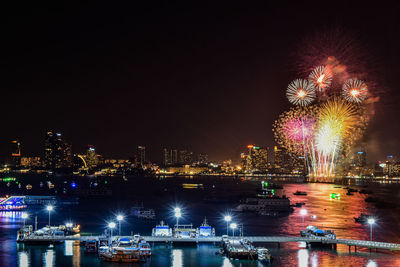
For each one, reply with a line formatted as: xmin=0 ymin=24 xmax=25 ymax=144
xmin=308 ymin=65 xmax=333 ymax=91
xmin=274 ymin=63 xmax=371 ymax=178
xmin=286 ymin=79 xmax=316 ymax=106
xmin=342 ymin=78 xmax=368 ymax=103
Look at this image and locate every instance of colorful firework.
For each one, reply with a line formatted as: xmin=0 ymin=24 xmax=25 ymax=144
xmin=308 ymin=65 xmax=333 ymax=91
xmin=286 ymin=79 xmax=316 ymax=106
xmin=342 ymin=78 xmax=368 ymax=103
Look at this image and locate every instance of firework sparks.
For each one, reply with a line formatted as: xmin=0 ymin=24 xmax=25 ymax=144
xmin=308 ymin=65 xmax=333 ymax=91
xmin=342 ymin=78 xmax=368 ymax=103
xmin=286 ymin=79 xmax=316 ymax=106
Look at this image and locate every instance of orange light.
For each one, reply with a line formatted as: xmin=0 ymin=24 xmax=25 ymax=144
xmin=317 ymin=74 xmax=325 ymax=84
xmin=297 ymin=89 xmax=306 ymax=98
xmin=247 ymin=145 xmax=254 ymax=148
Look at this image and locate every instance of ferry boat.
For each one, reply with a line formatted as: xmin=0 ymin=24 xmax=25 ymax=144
xmin=233 ymin=183 xmax=291 ymax=214
xmin=293 ymin=190 xmax=307 ymax=196
xmin=300 ymin=225 xmax=336 ymax=240
xmin=174 ymin=224 xmax=197 ymax=238
xmin=99 ymin=238 xmax=143 ymax=263
xmin=197 ymin=218 xmax=215 ymax=237
xmin=152 ymin=221 xmax=172 ymax=237
xmin=222 ymin=237 xmax=258 ymax=260
xmin=138 ymin=240 xmax=152 ymax=257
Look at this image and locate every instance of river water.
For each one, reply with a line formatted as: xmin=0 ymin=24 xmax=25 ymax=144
xmin=1 ymin=176 xmax=400 ymax=266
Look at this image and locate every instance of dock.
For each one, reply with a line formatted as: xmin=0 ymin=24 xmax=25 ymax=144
xmin=18 ymin=235 xmax=400 ymax=251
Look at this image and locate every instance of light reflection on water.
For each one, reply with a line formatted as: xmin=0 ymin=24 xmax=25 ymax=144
xmin=3 ymin=182 xmax=400 ymax=266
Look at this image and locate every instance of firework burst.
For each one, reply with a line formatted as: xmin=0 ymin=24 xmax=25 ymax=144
xmin=308 ymin=65 xmax=333 ymax=91
xmin=286 ymin=79 xmax=316 ymax=106
xmin=342 ymin=78 xmax=368 ymax=103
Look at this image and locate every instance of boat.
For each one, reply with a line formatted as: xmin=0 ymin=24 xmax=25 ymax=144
xmin=222 ymin=237 xmax=258 ymax=260
xmin=138 ymin=240 xmax=152 ymax=257
xmin=99 ymin=238 xmax=144 ymax=263
xmin=197 ymin=217 xmax=215 ymax=237
xmin=131 ymin=204 xmax=156 ymax=220
xmin=329 ymin=193 xmax=341 ymax=199
xmin=293 ymin=191 xmax=307 ymax=196
xmin=301 ymin=226 xmax=336 ymax=240
xmin=0 ymin=196 xmax=27 ymax=211
xmin=257 ymin=248 xmax=272 ymax=263
xmin=84 ymin=240 xmax=98 ymax=254
xmin=346 ymin=191 xmax=354 ymax=196
xmin=234 ymin=184 xmax=292 ymax=214
xmin=152 ymin=221 xmax=173 ymax=237
xmin=347 ymin=188 xmax=358 ymax=193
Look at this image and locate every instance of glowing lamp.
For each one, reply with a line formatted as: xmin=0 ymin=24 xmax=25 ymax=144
xmin=367 ymin=218 xmax=375 ymax=225
xmin=300 ymin=209 xmax=307 ymax=216
xmin=108 ymin=222 xmax=116 ymax=229
xmin=117 ymin=215 xmax=124 ymax=221
xmin=224 ymin=215 xmax=232 ymax=222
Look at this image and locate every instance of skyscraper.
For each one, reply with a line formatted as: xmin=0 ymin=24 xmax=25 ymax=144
xmin=86 ymin=145 xmax=98 ymax=169
xmin=356 ymin=150 xmax=367 ymax=167
xmin=11 ymin=140 xmax=21 ymax=167
xmin=138 ymin=146 xmax=146 ymax=165
xmin=273 ymin=146 xmax=284 ymax=168
xmin=251 ymin=146 xmax=268 ymax=172
xmin=163 ymin=148 xmax=171 ymax=166
xmin=44 ymin=131 xmax=72 ymax=169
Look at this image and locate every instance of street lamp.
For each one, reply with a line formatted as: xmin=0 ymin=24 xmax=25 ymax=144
xmin=46 ymin=205 xmax=54 ymax=227
xmin=300 ymin=209 xmax=307 ymax=230
xmin=22 ymin=213 xmax=28 ymax=227
xmin=367 ymin=218 xmax=375 ymax=241
xmin=117 ymin=215 xmax=124 ymax=236
xmin=230 ymin=223 xmax=237 ymax=237
xmin=174 ymin=207 xmax=182 ymax=228
xmin=65 ymin=222 xmax=73 ymax=228
xmin=224 ymin=215 xmax=232 ymax=236
xmin=108 ymin=222 xmax=116 ymax=239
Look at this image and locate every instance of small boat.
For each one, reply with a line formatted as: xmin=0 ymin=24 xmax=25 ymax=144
xmin=138 ymin=240 xmax=152 ymax=257
xmin=99 ymin=238 xmax=144 ymax=263
xmin=257 ymin=248 xmax=272 ymax=263
xmin=347 ymin=188 xmax=358 ymax=193
xmin=293 ymin=191 xmax=307 ymax=196
xmin=197 ymin=217 xmax=216 ymax=237
xmin=346 ymin=191 xmax=354 ymax=196
xmin=152 ymin=221 xmax=173 ymax=237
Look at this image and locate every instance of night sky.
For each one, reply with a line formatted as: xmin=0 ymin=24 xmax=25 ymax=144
xmin=1 ymin=2 xmax=400 ymax=163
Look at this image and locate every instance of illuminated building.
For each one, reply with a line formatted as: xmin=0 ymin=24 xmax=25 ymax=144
xmin=179 ymin=150 xmax=194 ymax=165
xmin=172 ymin=150 xmax=178 ymax=164
xmin=86 ymin=145 xmax=98 ymax=169
xmin=356 ymin=150 xmax=367 ymax=167
xmin=138 ymin=146 xmax=146 ymax=166
xmin=241 ymin=145 xmax=268 ymax=173
xmin=197 ymin=154 xmax=209 ymax=165
xmin=163 ymin=148 xmax=171 ymax=166
xmin=20 ymin=157 xmax=41 ymax=168
xmin=273 ymin=146 xmax=284 ymax=168
xmin=11 ymin=140 xmax=22 ymax=167
xmin=44 ymin=131 xmax=72 ymax=169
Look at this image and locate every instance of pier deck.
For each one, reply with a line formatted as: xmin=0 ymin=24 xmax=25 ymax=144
xmin=18 ymin=235 xmax=400 ymax=251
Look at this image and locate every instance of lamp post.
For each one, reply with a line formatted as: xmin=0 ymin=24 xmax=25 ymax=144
xmin=117 ymin=215 xmax=124 ymax=236
xmin=367 ymin=218 xmax=375 ymax=241
xmin=174 ymin=208 xmax=181 ymax=228
xmin=230 ymin=223 xmax=237 ymax=237
xmin=108 ymin=222 xmax=116 ymax=239
xmin=224 ymin=215 xmax=232 ymax=236
xmin=46 ymin=205 xmax=53 ymax=227
xmin=22 ymin=213 xmax=28 ymax=227
xmin=300 ymin=209 xmax=307 ymax=231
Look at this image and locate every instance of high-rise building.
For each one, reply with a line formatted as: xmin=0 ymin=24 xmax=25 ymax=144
xmin=11 ymin=140 xmax=22 ymax=167
xmin=273 ymin=146 xmax=284 ymax=167
xmin=179 ymin=150 xmax=194 ymax=165
xmin=138 ymin=146 xmax=146 ymax=165
xmin=251 ymin=146 xmax=268 ymax=172
xmin=20 ymin=157 xmax=41 ymax=168
xmin=44 ymin=131 xmax=72 ymax=169
xmin=197 ymin=153 xmax=209 ymax=165
xmin=356 ymin=150 xmax=367 ymax=167
xmin=163 ymin=148 xmax=171 ymax=166
xmin=171 ymin=149 xmax=178 ymax=165
xmin=86 ymin=145 xmax=98 ymax=169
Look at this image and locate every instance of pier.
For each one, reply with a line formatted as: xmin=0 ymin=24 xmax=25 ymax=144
xmin=18 ymin=235 xmax=400 ymax=251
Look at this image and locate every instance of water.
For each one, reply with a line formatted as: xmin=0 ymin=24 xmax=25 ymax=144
xmin=1 ymin=177 xmax=400 ymax=266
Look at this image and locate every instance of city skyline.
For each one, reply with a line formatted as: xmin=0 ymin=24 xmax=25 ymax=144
xmin=1 ymin=3 xmax=400 ymax=164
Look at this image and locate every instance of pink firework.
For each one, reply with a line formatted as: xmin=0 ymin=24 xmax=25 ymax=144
xmin=282 ymin=116 xmax=316 ymax=143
